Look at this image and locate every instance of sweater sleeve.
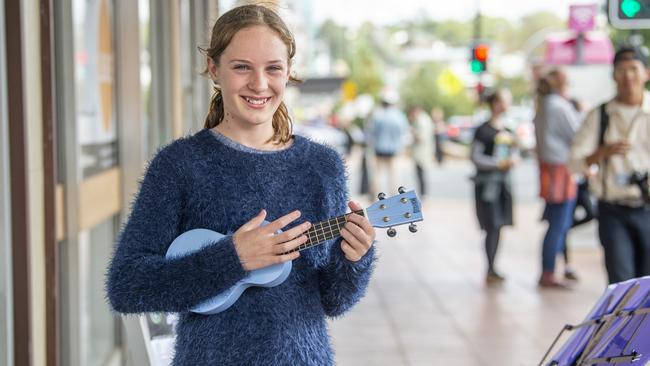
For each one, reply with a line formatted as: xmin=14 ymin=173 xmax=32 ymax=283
xmin=316 ymin=149 xmax=376 ymax=317
xmin=106 ymin=150 xmax=247 ymax=313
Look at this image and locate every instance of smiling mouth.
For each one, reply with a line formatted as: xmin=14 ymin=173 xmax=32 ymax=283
xmin=242 ymin=96 xmax=271 ymax=106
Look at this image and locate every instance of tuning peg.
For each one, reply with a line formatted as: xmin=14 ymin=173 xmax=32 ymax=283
xmin=409 ymin=223 xmax=418 ymax=233
xmin=387 ymin=227 xmax=397 ymax=237
xmin=378 ymin=192 xmax=386 ymax=200
xmin=398 ymin=186 xmax=406 ymax=194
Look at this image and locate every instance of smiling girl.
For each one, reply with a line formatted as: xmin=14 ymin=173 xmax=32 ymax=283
xmin=106 ymin=4 xmax=377 ymax=365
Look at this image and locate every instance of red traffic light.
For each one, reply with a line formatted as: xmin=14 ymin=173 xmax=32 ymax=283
xmin=474 ymin=44 xmax=489 ymax=61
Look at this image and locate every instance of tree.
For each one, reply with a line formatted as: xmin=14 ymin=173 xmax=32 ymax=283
xmin=399 ymin=62 xmax=474 ymax=117
xmin=317 ymin=19 xmax=349 ymax=62
xmin=346 ymin=36 xmax=384 ymax=97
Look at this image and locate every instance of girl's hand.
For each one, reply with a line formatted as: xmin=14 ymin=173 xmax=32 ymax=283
xmin=233 ymin=209 xmax=311 ymax=271
xmin=340 ymin=201 xmax=376 ymax=262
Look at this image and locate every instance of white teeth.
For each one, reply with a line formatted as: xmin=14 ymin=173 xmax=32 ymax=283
xmin=244 ymin=97 xmax=269 ymax=105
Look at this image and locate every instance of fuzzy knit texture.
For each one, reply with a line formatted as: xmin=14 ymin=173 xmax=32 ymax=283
xmin=106 ymin=128 xmax=376 ymax=366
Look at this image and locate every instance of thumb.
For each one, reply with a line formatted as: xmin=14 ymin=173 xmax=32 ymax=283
xmin=348 ymin=201 xmax=362 ymax=212
xmin=241 ymin=209 xmax=267 ymax=231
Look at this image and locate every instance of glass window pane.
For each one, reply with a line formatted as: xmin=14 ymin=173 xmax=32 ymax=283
xmin=74 ymin=0 xmax=118 ymax=178
xmin=80 ymin=217 xmax=119 ymax=366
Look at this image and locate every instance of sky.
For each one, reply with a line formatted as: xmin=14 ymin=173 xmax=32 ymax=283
xmin=312 ymin=0 xmax=603 ymax=25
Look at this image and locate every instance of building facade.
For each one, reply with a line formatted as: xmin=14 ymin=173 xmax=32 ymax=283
xmin=1 ymin=0 xmax=220 ymax=365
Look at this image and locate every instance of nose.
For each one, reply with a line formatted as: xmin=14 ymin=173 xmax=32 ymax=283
xmin=248 ymin=70 xmax=268 ymax=93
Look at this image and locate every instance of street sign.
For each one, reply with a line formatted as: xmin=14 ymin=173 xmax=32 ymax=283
xmin=569 ymin=4 xmax=598 ymax=32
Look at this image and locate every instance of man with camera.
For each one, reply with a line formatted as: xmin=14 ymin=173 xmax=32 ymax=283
xmin=569 ymin=45 xmax=650 ymax=284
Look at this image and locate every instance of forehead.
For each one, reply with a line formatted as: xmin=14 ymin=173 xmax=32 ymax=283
xmin=614 ymin=57 xmax=647 ymax=71
xmin=221 ymin=25 xmax=288 ymax=62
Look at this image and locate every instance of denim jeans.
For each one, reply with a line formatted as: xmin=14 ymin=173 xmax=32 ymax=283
xmin=598 ymin=202 xmax=650 ymax=284
xmin=542 ymin=199 xmax=576 ymax=272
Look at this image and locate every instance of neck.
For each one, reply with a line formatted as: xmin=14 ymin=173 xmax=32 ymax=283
xmin=616 ymin=91 xmax=644 ymax=106
xmin=286 ymin=210 xmax=365 ymax=253
xmin=214 ymin=118 xmax=279 ymax=150
xmin=490 ymin=114 xmax=503 ymax=129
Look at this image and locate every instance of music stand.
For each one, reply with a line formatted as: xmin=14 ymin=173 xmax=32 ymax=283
xmin=539 ymin=276 xmax=650 ymax=366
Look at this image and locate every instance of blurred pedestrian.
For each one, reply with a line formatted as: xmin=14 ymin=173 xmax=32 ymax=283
xmin=561 ymin=96 xmax=595 ymax=282
xmin=366 ymin=89 xmax=410 ymax=198
xmin=408 ymin=106 xmax=434 ymax=197
xmin=534 ymin=68 xmax=581 ymax=288
xmin=431 ymin=107 xmax=447 ymax=165
xmin=471 ymin=90 xmax=517 ymax=285
xmin=569 ymin=45 xmax=650 ymax=284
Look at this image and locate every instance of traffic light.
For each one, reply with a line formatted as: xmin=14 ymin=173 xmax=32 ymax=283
xmin=471 ymin=44 xmax=489 ymax=74
xmin=609 ymin=0 xmax=650 ymax=29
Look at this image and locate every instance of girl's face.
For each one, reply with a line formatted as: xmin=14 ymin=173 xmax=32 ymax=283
xmin=208 ymin=25 xmax=290 ymax=129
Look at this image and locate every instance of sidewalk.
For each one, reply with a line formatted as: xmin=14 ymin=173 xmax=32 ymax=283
xmin=329 ymin=153 xmax=607 ymax=366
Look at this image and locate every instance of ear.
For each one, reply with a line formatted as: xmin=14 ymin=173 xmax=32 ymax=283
xmin=286 ymin=65 xmax=293 ymax=85
xmin=207 ymin=57 xmax=219 ymax=82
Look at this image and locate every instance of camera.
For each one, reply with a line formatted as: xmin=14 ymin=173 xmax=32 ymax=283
xmin=628 ymin=171 xmax=650 ymax=206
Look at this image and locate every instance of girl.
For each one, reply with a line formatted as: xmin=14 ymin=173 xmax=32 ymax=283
xmin=533 ymin=69 xmax=580 ymax=288
xmin=471 ymin=90 xmax=517 ymax=285
xmin=106 ymin=5 xmax=376 ymax=365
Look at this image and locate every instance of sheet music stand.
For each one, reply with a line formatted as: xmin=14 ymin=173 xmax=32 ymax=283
xmin=539 ymin=276 xmax=650 ymax=366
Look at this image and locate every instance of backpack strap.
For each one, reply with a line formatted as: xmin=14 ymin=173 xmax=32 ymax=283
xmin=598 ymin=103 xmax=609 ymax=147
xmin=599 ymin=103 xmax=609 ymax=200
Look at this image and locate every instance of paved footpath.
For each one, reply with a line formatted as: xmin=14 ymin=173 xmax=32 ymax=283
xmin=329 ymin=152 xmax=608 ymax=366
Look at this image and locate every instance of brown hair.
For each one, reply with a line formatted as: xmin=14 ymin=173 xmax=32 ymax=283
xmin=199 ymin=4 xmax=300 ymax=144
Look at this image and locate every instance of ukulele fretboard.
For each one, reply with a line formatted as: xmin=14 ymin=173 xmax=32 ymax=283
xmin=286 ymin=209 xmax=365 ymax=253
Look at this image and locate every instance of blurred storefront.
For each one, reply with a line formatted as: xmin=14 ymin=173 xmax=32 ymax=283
xmin=2 ymin=0 xmax=218 ymax=365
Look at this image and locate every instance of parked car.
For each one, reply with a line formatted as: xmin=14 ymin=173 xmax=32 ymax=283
xmin=446 ymin=115 xmax=478 ymax=145
xmin=446 ymin=106 xmax=536 ymax=157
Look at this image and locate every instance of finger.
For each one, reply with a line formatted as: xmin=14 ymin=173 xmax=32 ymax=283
xmin=346 ymin=213 xmax=374 ymax=236
xmin=240 ymin=209 xmax=267 ymax=231
xmin=271 ymin=221 xmax=312 ymax=244
xmin=271 ymin=250 xmax=300 ymax=265
xmin=340 ymin=226 xmax=368 ymax=251
xmin=340 ymin=241 xmax=361 ymax=261
xmin=266 ymin=210 xmax=301 ymax=234
xmin=274 ymin=234 xmax=310 ymax=254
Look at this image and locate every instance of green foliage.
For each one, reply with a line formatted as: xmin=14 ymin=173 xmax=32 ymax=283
xmin=399 ymin=62 xmax=474 ymax=117
xmin=346 ymin=40 xmax=384 ymax=97
xmin=317 ymin=19 xmax=349 ymax=62
xmin=495 ymin=75 xmax=531 ymax=104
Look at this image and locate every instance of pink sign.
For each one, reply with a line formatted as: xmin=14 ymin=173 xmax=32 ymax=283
xmin=569 ymin=4 xmax=598 ymax=33
xmin=545 ymin=32 xmax=614 ymax=65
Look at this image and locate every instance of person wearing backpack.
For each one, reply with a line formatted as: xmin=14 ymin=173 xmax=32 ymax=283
xmin=569 ymin=45 xmax=650 ymax=284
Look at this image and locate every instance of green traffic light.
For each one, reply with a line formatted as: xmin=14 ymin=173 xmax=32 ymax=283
xmin=621 ymin=0 xmax=642 ymax=18
xmin=471 ymin=60 xmax=485 ymax=73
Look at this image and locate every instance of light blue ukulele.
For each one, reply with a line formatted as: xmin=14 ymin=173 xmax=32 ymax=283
xmin=166 ymin=188 xmax=423 ymax=315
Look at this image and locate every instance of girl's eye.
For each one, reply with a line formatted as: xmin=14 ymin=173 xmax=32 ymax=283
xmin=234 ymin=64 xmax=250 ymax=70
xmin=268 ymin=66 xmax=283 ymax=72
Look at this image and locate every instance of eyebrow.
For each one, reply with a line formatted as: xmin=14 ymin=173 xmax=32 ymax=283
xmin=228 ymin=59 xmax=285 ymax=65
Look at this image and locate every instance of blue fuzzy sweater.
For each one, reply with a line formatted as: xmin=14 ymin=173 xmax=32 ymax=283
xmin=106 ymin=128 xmax=376 ymax=365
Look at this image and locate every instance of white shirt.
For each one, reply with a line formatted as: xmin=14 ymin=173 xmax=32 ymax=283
xmin=569 ymin=91 xmax=650 ymax=204
xmin=411 ymin=111 xmax=434 ymax=167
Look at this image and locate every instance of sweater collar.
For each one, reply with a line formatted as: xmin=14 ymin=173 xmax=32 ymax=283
xmin=195 ymin=128 xmax=306 ymax=159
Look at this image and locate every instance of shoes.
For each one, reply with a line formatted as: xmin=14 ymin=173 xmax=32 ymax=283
xmin=486 ymin=271 xmax=506 ymax=285
xmin=564 ymin=270 xmax=579 ymax=282
xmin=539 ymin=271 xmax=572 ymax=289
